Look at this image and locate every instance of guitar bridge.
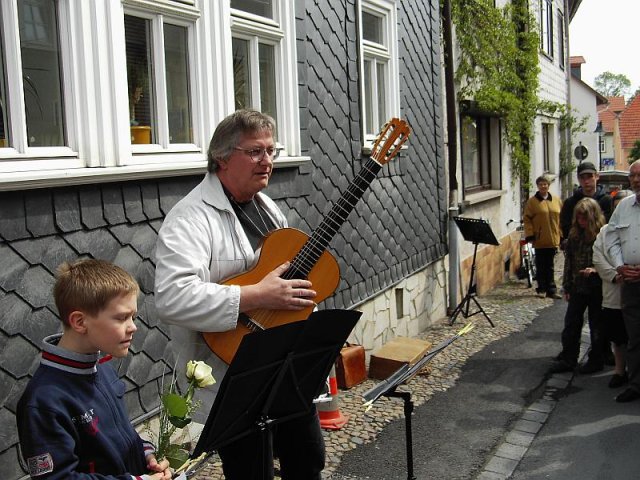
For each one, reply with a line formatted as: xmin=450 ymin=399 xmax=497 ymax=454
xmin=238 ymin=313 xmax=265 ymax=333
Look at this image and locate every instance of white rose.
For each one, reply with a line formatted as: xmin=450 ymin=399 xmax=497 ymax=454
xmin=185 ymin=360 xmax=215 ymax=388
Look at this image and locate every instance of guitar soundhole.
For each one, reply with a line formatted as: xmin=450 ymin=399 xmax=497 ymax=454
xmin=239 ymin=313 xmax=265 ymax=332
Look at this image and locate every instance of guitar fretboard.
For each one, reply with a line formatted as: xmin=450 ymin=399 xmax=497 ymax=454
xmin=284 ymin=157 xmax=383 ymax=279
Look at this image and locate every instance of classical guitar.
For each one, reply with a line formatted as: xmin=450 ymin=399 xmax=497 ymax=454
xmin=203 ymin=118 xmax=411 ymax=364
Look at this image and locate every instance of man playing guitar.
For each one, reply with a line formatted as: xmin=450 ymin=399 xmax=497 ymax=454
xmin=155 ymin=109 xmax=322 ymax=480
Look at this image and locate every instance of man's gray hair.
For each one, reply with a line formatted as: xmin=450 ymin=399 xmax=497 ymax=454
xmin=207 ymin=109 xmax=276 ymax=172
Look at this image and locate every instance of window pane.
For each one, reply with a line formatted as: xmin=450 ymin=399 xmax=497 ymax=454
xmin=362 ymin=12 xmax=383 ymax=45
xmin=231 ymin=0 xmax=273 ymax=19
xmin=259 ymin=43 xmax=277 ymax=128
xmin=233 ymin=38 xmax=251 ymax=111
xmin=164 ymin=24 xmax=192 ymax=144
xmin=18 ymin=0 xmax=65 ymax=147
xmin=462 ymin=116 xmax=480 ymax=188
xmin=125 ymin=15 xmax=155 ymax=144
xmin=364 ymin=59 xmax=373 ymax=135
xmin=376 ymin=62 xmax=386 ymax=127
xmin=0 ymin=30 xmax=8 ymax=147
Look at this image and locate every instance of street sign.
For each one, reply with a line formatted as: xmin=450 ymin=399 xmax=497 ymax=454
xmin=574 ymin=144 xmax=588 ymax=160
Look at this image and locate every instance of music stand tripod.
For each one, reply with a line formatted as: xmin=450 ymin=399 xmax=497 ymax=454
xmin=189 ymin=309 xmax=361 ymax=479
xmin=449 ymin=216 xmax=499 ymax=327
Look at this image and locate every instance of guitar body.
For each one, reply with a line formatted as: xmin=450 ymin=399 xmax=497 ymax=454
xmin=202 ymin=227 xmax=341 ymax=364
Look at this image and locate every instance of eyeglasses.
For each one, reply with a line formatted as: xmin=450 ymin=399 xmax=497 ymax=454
xmin=629 ymin=173 xmax=640 ymax=179
xmin=233 ymin=146 xmax=282 ymax=162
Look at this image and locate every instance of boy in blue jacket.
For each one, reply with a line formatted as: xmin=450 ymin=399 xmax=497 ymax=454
xmin=17 ymin=259 xmax=171 ymax=480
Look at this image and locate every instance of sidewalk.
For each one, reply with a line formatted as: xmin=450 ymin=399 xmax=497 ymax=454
xmin=191 ymin=272 xmax=558 ymax=479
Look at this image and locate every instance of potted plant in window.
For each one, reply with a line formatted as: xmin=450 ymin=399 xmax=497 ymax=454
xmin=128 ymin=62 xmax=152 ymax=144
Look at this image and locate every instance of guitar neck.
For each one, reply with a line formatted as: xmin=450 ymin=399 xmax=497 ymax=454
xmin=284 ymin=157 xmax=383 ymax=279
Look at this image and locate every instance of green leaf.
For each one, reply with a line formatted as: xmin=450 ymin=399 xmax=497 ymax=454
xmin=162 ymin=393 xmax=189 ymax=418
xmin=164 ymin=444 xmax=190 ymax=470
xmin=168 ymin=415 xmax=192 ymax=428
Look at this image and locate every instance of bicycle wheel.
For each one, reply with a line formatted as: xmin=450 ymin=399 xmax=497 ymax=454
xmin=524 ymin=257 xmax=534 ymax=288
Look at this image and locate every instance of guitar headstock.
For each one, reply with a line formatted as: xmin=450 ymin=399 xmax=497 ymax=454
xmin=370 ymin=118 xmax=411 ymax=165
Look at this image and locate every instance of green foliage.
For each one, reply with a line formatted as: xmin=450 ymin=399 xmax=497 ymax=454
xmin=629 ymin=139 xmax=640 ymax=163
xmin=594 ymin=71 xmax=631 ymax=98
xmin=450 ymin=0 xmax=540 ymax=183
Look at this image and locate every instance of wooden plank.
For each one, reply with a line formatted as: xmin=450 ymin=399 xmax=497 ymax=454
xmin=368 ymin=337 xmax=432 ymax=380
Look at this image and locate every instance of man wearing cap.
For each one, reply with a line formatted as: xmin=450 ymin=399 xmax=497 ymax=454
xmin=606 ymin=159 xmax=640 ymax=402
xmin=560 ymin=161 xmax=613 ymax=241
xmin=558 ymin=161 xmax=613 ymax=374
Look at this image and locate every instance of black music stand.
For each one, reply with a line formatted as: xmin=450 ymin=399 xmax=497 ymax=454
xmin=449 ymin=216 xmax=499 ymax=327
xmin=188 ymin=309 xmax=361 ymax=479
xmin=362 ymin=323 xmax=474 ymax=480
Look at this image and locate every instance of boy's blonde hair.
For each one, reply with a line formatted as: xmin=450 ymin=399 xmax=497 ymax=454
xmin=569 ymin=197 xmax=605 ymax=242
xmin=53 ymin=259 xmax=139 ymax=326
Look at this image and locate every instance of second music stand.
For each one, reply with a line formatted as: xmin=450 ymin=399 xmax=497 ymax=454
xmin=449 ymin=216 xmax=499 ymax=327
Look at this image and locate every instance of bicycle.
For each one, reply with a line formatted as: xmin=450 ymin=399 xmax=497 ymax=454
xmin=509 ymin=219 xmax=537 ymax=288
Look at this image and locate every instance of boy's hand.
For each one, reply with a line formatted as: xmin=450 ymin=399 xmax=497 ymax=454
xmin=147 ymin=455 xmax=172 ymax=479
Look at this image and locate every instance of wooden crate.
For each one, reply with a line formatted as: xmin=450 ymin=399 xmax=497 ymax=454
xmin=368 ymin=337 xmax=432 ymax=380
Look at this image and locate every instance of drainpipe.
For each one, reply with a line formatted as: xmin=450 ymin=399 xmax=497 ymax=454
xmin=442 ymin=0 xmax=460 ymax=314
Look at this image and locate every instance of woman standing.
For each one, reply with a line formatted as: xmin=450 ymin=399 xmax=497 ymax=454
xmin=523 ymin=175 xmax=563 ymax=298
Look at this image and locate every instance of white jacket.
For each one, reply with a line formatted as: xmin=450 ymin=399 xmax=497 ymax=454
xmin=592 ymin=224 xmax=621 ymax=310
xmin=154 ymin=173 xmax=287 ymax=419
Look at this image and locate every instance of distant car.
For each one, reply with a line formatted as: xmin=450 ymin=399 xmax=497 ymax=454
xmin=598 ymin=170 xmax=630 ymax=195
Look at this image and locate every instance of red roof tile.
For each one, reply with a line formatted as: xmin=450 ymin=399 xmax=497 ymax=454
xmin=598 ymin=96 xmax=626 ymax=133
xmin=620 ymin=94 xmax=640 ymax=150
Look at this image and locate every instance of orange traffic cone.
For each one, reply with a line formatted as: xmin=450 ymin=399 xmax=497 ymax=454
xmin=317 ymin=365 xmax=349 ymax=430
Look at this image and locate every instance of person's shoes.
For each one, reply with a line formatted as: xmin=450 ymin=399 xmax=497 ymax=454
xmin=549 ymin=359 xmax=575 ymax=374
xmin=546 ymin=292 xmax=562 ymax=299
xmin=609 ymin=372 xmax=629 ymax=389
xmin=616 ymin=388 xmax=640 ymax=403
xmin=578 ymin=361 xmax=604 ymax=374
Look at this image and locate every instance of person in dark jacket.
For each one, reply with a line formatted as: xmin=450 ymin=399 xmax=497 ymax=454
xmin=17 ymin=259 xmax=171 ymax=480
xmin=559 ymin=161 xmax=614 ymax=366
xmin=550 ymin=198 xmax=607 ymax=374
xmin=559 ymin=161 xmax=613 ymax=243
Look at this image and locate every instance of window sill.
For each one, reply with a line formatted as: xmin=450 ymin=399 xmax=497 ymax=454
xmin=0 ymin=155 xmax=312 ymax=192
xmin=463 ymin=189 xmax=506 ymax=206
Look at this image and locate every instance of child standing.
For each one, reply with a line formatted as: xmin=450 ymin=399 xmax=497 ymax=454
xmin=17 ymin=259 xmax=171 ymax=480
xmin=550 ymin=197 xmax=606 ymax=374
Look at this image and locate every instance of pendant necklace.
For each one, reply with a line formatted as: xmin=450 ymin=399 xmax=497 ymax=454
xmin=231 ymin=197 xmax=271 ymax=237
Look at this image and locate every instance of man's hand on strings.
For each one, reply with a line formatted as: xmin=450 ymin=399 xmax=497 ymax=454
xmin=240 ymin=262 xmax=317 ymax=312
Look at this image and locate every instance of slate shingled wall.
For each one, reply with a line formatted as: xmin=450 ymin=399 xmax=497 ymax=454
xmin=0 ymin=0 xmax=445 ymax=477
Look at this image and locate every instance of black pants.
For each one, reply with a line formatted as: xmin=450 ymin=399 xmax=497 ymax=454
xmin=622 ymin=283 xmax=640 ymax=393
xmin=218 ymin=409 xmax=325 ymax=480
xmin=559 ymin=290 xmax=604 ymax=365
xmin=535 ymin=248 xmax=557 ymax=294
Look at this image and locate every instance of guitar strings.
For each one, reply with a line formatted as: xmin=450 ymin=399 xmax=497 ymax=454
xmin=251 ymin=153 xmax=390 ymax=329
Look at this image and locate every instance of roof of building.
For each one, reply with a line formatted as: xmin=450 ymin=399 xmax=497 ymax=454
xmin=598 ymin=96 xmax=626 ymax=133
xmin=620 ymin=94 xmax=640 ymax=150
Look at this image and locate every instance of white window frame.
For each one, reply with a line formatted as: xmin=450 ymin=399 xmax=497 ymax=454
xmin=120 ymin=2 xmax=202 ymax=166
xmin=229 ymin=1 xmax=305 ymax=165
xmin=0 ymin=0 xmax=307 ymax=192
xmin=539 ymin=0 xmax=553 ymax=59
xmin=0 ymin=0 xmax=81 ymax=174
xmin=358 ymin=0 xmax=400 ymax=146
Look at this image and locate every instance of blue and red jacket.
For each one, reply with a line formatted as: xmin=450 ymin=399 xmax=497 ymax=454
xmin=17 ymin=334 xmax=156 ymax=479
